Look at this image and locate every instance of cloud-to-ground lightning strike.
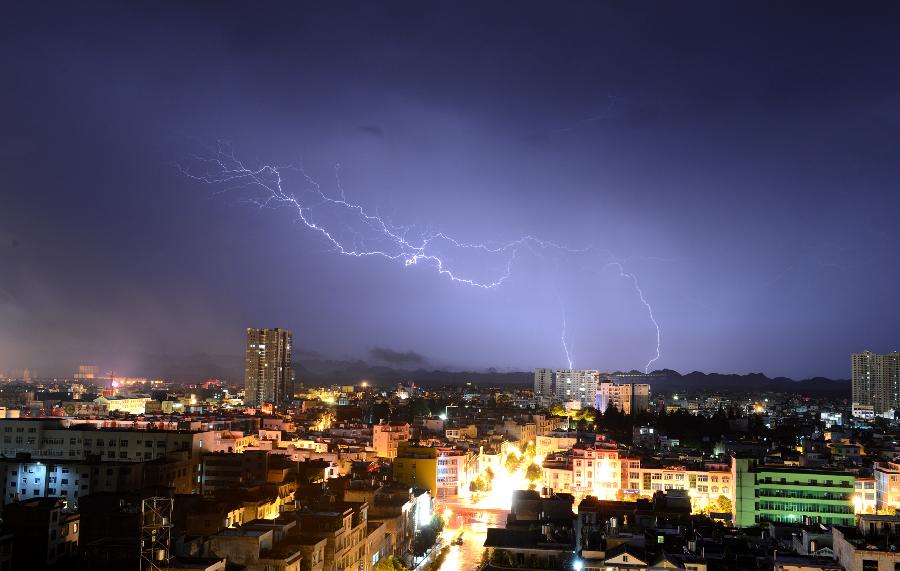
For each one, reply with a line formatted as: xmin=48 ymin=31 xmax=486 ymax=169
xmin=180 ymin=147 xmax=663 ymax=372
xmin=605 ymin=262 xmax=662 ymax=373
xmin=560 ymin=307 xmax=575 ymax=370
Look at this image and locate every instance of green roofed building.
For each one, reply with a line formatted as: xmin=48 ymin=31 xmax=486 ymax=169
xmin=732 ymin=455 xmax=855 ymax=527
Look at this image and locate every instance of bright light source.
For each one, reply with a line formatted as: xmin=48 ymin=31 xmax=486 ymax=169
xmin=574 ymin=560 xmax=583 ymax=571
xmin=417 ymin=497 xmax=432 ymax=526
xmin=439 ymin=413 xmax=447 ymax=421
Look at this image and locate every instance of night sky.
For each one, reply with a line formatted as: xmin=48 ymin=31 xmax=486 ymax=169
xmin=2 ymin=2 xmax=899 ymax=379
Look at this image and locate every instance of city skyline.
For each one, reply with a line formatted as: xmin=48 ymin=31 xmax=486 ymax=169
xmin=3 ymin=2 xmax=900 ymax=379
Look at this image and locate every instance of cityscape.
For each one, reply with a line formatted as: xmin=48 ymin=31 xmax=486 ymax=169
xmin=3 ymin=3 xmax=900 ymax=571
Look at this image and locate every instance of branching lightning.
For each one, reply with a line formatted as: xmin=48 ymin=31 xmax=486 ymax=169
xmin=180 ymin=146 xmax=664 ymax=372
xmin=606 ymin=262 xmax=662 ymax=373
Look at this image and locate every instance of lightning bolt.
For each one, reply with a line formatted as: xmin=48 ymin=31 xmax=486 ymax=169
xmin=179 ymin=146 xmax=663 ymax=372
xmin=179 ymin=146 xmax=585 ymax=290
xmin=559 ymin=298 xmax=574 ymax=369
xmin=605 ymin=262 xmax=661 ymax=373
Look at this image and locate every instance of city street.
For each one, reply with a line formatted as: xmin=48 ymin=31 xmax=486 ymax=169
xmin=437 ymin=499 xmax=508 ymax=571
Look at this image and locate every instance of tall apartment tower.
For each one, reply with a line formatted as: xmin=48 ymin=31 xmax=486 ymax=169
xmin=534 ymin=368 xmax=555 ymax=398
xmin=853 ymin=351 xmax=900 ymax=414
xmin=244 ymin=328 xmax=294 ymax=408
xmin=554 ymin=369 xmax=601 ymax=407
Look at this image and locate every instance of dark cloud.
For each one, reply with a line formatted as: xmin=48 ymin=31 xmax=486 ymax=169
xmin=369 ymin=347 xmax=425 ymax=366
xmin=1 ymin=1 xmax=898 ymax=378
xmin=295 ymin=349 xmax=323 ymax=360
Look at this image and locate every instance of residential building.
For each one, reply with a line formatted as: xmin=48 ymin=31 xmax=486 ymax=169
xmin=435 ymin=448 xmax=477 ymax=499
xmin=245 ymin=328 xmax=294 ymax=408
xmin=534 ymin=368 xmax=555 ymax=399
xmin=596 ymin=382 xmax=651 ymax=415
xmin=0 ymin=419 xmax=216 ymax=492
xmin=874 ymin=459 xmax=900 ymax=512
xmin=855 ymin=477 xmax=877 ymax=514
xmin=3 ymin=497 xmax=79 ymax=569
xmin=207 ymin=523 xmax=303 ymax=571
xmin=852 ymin=351 xmax=900 ymax=415
xmin=393 ymin=443 xmax=437 ymax=495
xmin=392 ymin=443 xmax=475 ymax=499
xmin=554 ymin=370 xmax=601 ymax=407
xmin=0 ymin=452 xmax=193 ymax=510
xmin=201 ymin=450 xmax=269 ymax=495
xmin=372 ymin=422 xmax=410 ymax=459
xmin=297 ymin=501 xmax=369 ymax=571
xmin=732 ymin=456 xmax=855 ymax=527
xmin=833 ymin=514 xmax=900 ymax=571
xmin=93 ymin=395 xmax=152 ymax=415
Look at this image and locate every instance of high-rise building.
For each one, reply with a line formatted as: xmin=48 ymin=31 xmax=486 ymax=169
xmin=852 ymin=351 xmax=900 ymax=414
xmin=74 ymin=364 xmax=98 ymax=380
xmin=533 ymin=368 xmax=555 ymax=398
xmin=244 ymin=328 xmax=294 ymax=408
xmin=554 ymin=369 xmax=600 ymax=407
xmin=596 ymin=382 xmax=650 ymax=415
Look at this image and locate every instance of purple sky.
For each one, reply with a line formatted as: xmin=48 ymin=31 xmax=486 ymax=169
xmin=2 ymin=1 xmax=899 ymax=379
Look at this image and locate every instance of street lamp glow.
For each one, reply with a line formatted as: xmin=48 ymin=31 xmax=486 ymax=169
xmin=574 ymin=560 xmax=583 ymax=571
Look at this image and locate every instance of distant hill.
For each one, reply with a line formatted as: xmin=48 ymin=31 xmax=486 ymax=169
xmin=138 ymin=353 xmax=848 ymax=397
xmin=626 ymin=369 xmax=849 ymax=397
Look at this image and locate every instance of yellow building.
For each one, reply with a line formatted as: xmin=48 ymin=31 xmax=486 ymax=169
xmin=393 ymin=443 xmax=438 ymax=494
xmin=93 ymin=395 xmax=152 ymax=415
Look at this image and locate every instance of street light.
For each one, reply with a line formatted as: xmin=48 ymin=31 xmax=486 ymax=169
xmin=574 ymin=559 xmax=583 ymax=571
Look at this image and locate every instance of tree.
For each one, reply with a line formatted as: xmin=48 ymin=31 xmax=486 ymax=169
xmin=505 ymin=453 xmax=521 ymax=473
xmin=549 ymin=403 xmax=567 ymax=417
xmin=470 ymin=476 xmax=490 ymax=493
xmin=524 ymin=441 xmax=536 ymax=458
xmin=375 ymin=556 xmax=409 ymax=571
xmin=411 ymin=399 xmax=432 ymax=418
xmin=709 ymin=495 xmax=732 ymax=514
xmin=484 ymin=466 xmax=495 ymax=482
xmin=525 ymin=463 xmax=542 ymax=482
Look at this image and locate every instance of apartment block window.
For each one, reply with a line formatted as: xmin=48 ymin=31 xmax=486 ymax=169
xmin=862 ymin=561 xmax=877 ymax=571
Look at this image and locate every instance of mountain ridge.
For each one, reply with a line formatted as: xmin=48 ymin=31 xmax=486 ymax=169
xmin=136 ymin=353 xmax=849 ymax=397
